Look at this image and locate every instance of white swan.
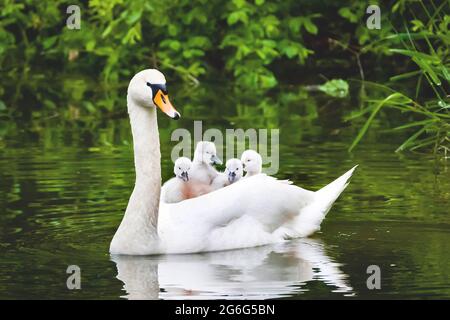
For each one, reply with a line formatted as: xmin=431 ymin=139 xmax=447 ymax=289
xmin=211 ymin=158 xmax=243 ymax=190
xmin=161 ymin=157 xmax=192 ymax=204
xmin=109 ymin=69 xmax=357 ymax=255
xmin=241 ymin=150 xmax=262 ymax=177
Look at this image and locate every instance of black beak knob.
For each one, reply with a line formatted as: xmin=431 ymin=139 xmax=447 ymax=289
xmin=172 ymin=112 xmax=180 ymax=120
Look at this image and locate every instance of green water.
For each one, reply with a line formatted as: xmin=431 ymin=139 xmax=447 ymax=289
xmin=0 ymin=85 xmax=449 ymax=299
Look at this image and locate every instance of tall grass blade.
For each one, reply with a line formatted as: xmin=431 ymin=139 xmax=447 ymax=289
xmin=349 ymin=93 xmax=405 ymax=152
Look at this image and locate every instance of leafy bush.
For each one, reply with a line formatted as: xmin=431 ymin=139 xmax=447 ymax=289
xmin=0 ymin=0 xmax=448 ymax=157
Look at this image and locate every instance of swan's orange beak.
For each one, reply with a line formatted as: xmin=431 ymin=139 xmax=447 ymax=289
xmin=153 ymin=90 xmax=180 ymax=120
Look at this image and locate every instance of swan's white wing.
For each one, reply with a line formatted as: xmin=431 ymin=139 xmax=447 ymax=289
xmin=158 ymin=167 xmax=356 ymax=254
xmin=158 ymin=174 xmax=314 ymax=253
xmin=162 ymin=174 xmax=314 ymax=228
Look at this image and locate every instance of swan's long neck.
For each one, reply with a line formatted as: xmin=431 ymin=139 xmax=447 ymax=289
xmin=110 ymin=97 xmax=161 ymax=254
xmin=129 ymin=100 xmax=161 ymax=189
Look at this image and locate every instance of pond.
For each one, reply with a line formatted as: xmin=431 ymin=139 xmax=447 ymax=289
xmin=0 ymin=83 xmax=449 ymax=299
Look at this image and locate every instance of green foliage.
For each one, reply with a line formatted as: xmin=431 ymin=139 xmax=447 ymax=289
xmin=220 ymin=0 xmax=318 ymax=89
xmin=0 ymin=0 xmax=319 ymax=92
xmin=348 ymin=1 xmax=449 ymax=157
xmin=0 ymin=0 xmax=448 ymax=158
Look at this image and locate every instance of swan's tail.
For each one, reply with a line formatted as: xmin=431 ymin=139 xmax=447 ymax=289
xmin=279 ymin=165 xmax=358 ymax=239
xmin=314 ymin=165 xmax=358 ymax=216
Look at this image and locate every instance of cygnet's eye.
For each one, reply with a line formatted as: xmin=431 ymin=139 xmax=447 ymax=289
xmin=247 ymin=159 xmax=251 ymax=162
xmin=178 ymin=167 xmax=181 ymax=170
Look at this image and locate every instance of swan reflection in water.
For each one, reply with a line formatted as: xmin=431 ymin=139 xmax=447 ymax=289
xmin=111 ymin=238 xmax=353 ymax=300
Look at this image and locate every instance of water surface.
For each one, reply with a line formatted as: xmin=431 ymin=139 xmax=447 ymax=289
xmin=0 ymin=85 xmax=449 ymax=299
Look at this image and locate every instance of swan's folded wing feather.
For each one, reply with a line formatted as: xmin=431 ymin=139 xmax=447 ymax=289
xmin=251 ymin=173 xmax=292 ymax=184
xmin=160 ymin=174 xmax=314 ymax=232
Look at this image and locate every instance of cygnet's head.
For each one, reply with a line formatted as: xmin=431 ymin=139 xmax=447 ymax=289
xmin=127 ymin=69 xmax=180 ymax=119
xmin=194 ymin=141 xmax=222 ymax=165
xmin=174 ymin=157 xmax=192 ymax=182
xmin=241 ymin=150 xmax=262 ymax=176
xmin=225 ymin=158 xmax=243 ymax=183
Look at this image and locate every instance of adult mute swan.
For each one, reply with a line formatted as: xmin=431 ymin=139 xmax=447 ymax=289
xmin=109 ymin=69 xmax=357 ymax=255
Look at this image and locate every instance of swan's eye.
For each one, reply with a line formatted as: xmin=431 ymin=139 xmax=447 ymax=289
xmin=146 ymin=82 xmax=151 ymax=87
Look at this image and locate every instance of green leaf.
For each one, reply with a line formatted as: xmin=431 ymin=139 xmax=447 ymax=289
xmin=232 ymin=0 xmax=246 ymax=9
xmin=259 ymin=73 xmax=277 ymax=88
xmin=389 ymin=49 xmax=440 ymax=64
xmin=85 ymin=40 xmax=96 ymax=51
xmin=284 ymin=45 xmax=298 ymax=58
xmin=125 ymin=10 xmax=142 ymax=25
xmin=83 ymin=101 xmax=96 ymax=114
xmin=288 ymin=17 xmax=302 ymax=33
xmin=391 ymin=119 xmax=434 ymax=131
xmin=42 ymin=36 xmax=57 ymax=50
xmin=389 ymin=70 xmax=422 ymax=82
xmin=338 ymin=7 xmax=358 ymax=23
xmin=303 ymin=18 xmax=318 ymax=35
xmin=318 ymin=79 xmax=349 ymax=98
xmin=412 ymin=57 xmax=441 ymax=85
xmin=101 ymin=23 xmax=114 ymax=38
xmin=395 ymin=126 xmax=428 ymax=152
xmin=227 ymin=11 xmax=248 ymax=25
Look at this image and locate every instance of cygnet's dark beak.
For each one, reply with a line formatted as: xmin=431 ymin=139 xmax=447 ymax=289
xmin=180 ymin=171 xmax=189 ymax=182
xmin=228 ymin=171 xmax=236 ymax=183
xmin=211 ymin=155 xmax=222 ymax=165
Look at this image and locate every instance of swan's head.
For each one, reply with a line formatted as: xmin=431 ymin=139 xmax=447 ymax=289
xmin=225 ymin=158 xmax=243 ymax=183
xmin=241 ymin=150 xmax=262 ymax=176
xmin=174 ymin=157 xmax=192 ymax=182
xmin=128 ymin=69 xmax=180 ymax=119
xmin=194 ymin=141 xmax=222 ymax=165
